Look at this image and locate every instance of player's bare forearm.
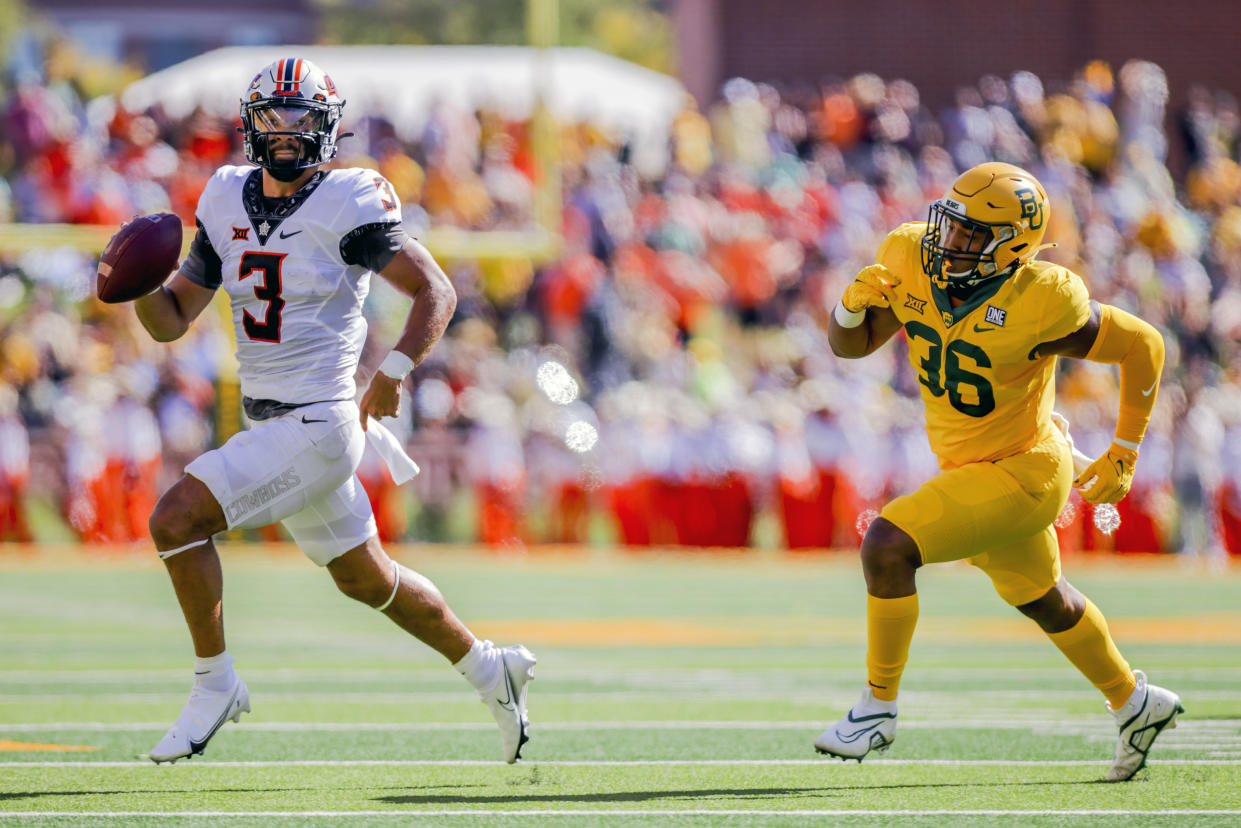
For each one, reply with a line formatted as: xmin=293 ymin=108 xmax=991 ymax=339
xmin=134 ymin=272 xmax=215 ymax=343
xmin=134 ymin=287 xmax=185 ymax=342
xmin=361 ymin=241 xmax=457 ymax=430
xmin=392 ymin=282 xmax=456 ymax=366
xmin=382 ymin=241 xmax=458 ymax=367
xmin=828 ymin=306 xmax=900 ymax=358
xmin=389 ymin=271 xmax=459 ymax=369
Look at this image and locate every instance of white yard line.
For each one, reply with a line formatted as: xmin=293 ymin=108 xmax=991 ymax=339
xmin=3 ymin=719 xmax=1239 ymax=732
xmin=6 ymin=666 xmax=1241 ymax=683
xmin=3 ymin=758 xmax=1240 ymax=768
xmin=0 ymin=809 xmax=1238 ymax=818
xmin=5 ymin=690 xmax=1241 ymax=704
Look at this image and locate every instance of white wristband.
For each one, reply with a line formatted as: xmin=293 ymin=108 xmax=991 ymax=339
xmin=377 ymin=350 xmax=415 ymax=381
xmin=834 ymin=301 xmax=866 ymax=328
xmin=1113 ymin=437 xmax=1140 ymax=451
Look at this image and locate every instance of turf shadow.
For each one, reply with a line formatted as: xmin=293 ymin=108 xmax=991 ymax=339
xmin=377 ymin=777 xmax=1105 ymax=806
xmin=802 ymin=779 xmax=1105 ymax=793
xmin=0 ymin=788 xmax=308 ymax=801
xmin=378 ymin=786 xmax=826 ymax=805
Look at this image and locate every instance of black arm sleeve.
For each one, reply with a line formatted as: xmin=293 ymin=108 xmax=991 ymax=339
xmin=340 ymin=222 xmax=407 ymax=273
xmin=181 ymin=221 xmax=223 ymax=290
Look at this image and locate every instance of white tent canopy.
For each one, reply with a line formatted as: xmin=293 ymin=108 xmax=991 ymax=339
xmin=121 ymin=45 xmax=686 ymax=172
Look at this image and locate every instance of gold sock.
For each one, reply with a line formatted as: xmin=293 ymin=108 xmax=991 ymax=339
xmin=1047 ymin=598 xmax=1136 ymax=709
xmin=866 ymin=593 xmax=919 ymax=702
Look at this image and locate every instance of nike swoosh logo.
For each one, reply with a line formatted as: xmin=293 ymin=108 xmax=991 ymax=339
xmin=279 ymin=229 xmax=302 ymax=239
xmin=1141 ymin=379 xmax=1158 ymax=396
xmin=494 ymin=660 xmax=516 ymax=712
xmin=188 ymin=684 xmax=241 ymax=754
xmin=194 ymin=671 xmax=209 ymax=676
xmin=972 ymin=324 xmax=996 ymax=333
xmin=835 ymin=709 xmax=896 ymax=743
xmin=837 ymin=725 xmax=882 ymax=742
xmin=301 ymin=416 xmax=327 ymax=424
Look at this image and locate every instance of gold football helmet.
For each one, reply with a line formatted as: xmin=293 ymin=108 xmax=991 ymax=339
xmin=920 ymin=162 xmax=1050 ymax=289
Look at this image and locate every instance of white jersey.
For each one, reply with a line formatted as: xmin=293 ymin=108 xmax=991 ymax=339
xmin=194 ymin=165 xmax=403 ymax=403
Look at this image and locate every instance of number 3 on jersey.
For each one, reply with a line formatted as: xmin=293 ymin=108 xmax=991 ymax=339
xmin=903 ymin=320 xmax=995 ymax=417
xmin=239 ymin=251 xmax=286 ymax=342
xmin=374 ymin=177 xmax=397 ymax=211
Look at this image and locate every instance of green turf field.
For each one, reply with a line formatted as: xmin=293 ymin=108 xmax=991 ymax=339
xmin=1 ymin=545 xmax=1239 ymax=826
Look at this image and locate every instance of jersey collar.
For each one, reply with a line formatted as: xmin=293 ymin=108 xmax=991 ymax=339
xmin=242 ymin=167 xmax=329 ymax=246
xmin=929 ymin=267 xmax=1015 ymax=328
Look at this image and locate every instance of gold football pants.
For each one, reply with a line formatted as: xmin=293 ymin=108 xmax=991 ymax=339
xmin=881 ymin=427 xmax=1074 ymax=606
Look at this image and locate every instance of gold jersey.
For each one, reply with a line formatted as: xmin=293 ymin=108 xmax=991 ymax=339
xmin=877 ymin=222 xmax=1090 ymax=469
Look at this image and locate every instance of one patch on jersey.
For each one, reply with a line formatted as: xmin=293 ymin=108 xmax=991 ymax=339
xmin=984 ymin=304 xmax=1007 ymax=327
xmin=232 ymin=226 xmax=250 ymax=240
xmin=904 ymin=295 xmax=926 ymax=314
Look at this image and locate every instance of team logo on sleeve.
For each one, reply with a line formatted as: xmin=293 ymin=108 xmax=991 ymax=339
xmin=904 ymin=295 xmax=926 ymax=315
xmin=984 ymin=305 xmax=1008 ymax=327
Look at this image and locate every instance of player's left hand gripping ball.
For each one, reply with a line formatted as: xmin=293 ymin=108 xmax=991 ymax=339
xmin=97 ymin=213 xmax=183 ymax=303
xmin=1073 ymin=443 xmax=1138 ymax=504
xmin=842 ymin=264 xmax=901 ymax=313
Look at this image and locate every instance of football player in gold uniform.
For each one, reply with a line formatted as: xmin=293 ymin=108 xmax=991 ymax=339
xmin=816 ymin=162 xmax=1182 ymax=781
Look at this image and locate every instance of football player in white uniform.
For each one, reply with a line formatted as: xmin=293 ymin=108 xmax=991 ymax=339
xmin=133 ymin=58 xmax=535 ymax=765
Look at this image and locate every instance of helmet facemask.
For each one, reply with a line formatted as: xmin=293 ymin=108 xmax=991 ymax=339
xmin=919 ymin=162 xmax=1050 ymax=293
xmin=241 ymin=100 xmax=338 ymax=180
xmin=920 ymin=199 xmax=1017 ymax=291
xmin=240 ymin=58 xmax=345 ymax=182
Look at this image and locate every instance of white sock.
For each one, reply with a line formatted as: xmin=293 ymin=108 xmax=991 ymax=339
xmin=194 ymin=651 xmax=237 ymax=693
xmin=453 ymin=638 xmax=502 ymax=692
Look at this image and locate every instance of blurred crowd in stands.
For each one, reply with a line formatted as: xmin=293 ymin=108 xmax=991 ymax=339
xmin=2 ymin=46 xmax=1240 ymax=559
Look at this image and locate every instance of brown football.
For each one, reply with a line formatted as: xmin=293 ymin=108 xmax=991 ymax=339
xmin=96 ymin=213 xmax=183 ymax=303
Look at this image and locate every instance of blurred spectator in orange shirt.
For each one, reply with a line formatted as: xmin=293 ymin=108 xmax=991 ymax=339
xmin=0 ymin=384 xmax=32 ymax=542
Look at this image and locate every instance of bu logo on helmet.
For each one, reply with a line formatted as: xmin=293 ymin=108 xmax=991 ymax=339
xmin=1015 ymin=187 xmax=1044 ymax=229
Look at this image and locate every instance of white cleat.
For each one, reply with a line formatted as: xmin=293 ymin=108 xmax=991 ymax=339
xmin=480 ymin=645 xmax=536 ymax=763
xmin=1106 ymin=670 xmax=1184 ymax=782
xmin=814 ymin=687 xmax=897 ymax=762
xmin=149 ymin=676 xmax=250 ymax=764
